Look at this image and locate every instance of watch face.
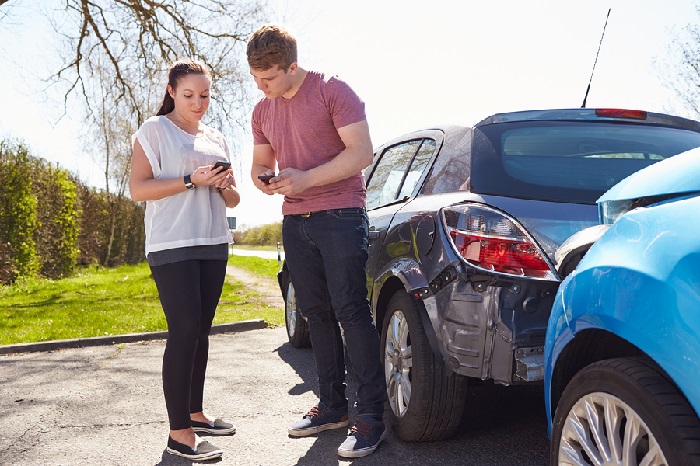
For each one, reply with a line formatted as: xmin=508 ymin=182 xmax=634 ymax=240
xmin=184 ymin=175 xmax=194 ymax=189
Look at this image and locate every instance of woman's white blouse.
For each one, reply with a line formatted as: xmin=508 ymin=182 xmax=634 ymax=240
xmin=134 ymin=115 xmax=232 ymax=256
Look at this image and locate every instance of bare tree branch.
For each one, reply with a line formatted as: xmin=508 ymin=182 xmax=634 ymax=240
xmin=657 ymin=4 xmax=700 ymax=118
xmin=15 ymin=0 xmax=268 ymax=196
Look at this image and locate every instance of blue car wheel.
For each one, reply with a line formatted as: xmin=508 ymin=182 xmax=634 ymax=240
xmin=551 ymin=358 xmax=700 ymax=466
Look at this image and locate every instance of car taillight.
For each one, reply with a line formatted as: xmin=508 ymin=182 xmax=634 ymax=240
xmin=442 ymin=204 xmax=557 ymax=280
xmin=595 ymin=108 xmax=647 ymax=120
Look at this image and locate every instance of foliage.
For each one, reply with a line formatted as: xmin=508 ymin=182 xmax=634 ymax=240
xmin=0 ymin=139 xmax=145 ymax=283
xmin=0 ymin=261 xmax=283 ymax=345
xmin=233 ymin=222 xmax=283 ymax=246
xmin=75 ymin=184 xmax=145 ymax=267
xmin=0 ymin=141 xmax=40 ymax=282
xmin=33 ymin=158 xmax=80 ymax=279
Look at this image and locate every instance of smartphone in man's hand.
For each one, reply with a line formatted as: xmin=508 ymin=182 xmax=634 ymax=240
xmin=258 ymin=174 xmax=275 ymax=184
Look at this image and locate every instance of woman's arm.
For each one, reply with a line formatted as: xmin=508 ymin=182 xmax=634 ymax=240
xmin=216 ymin=172 xmax=241 ymax=208
xmin=129 ymin=139 xmax=229 ymax=201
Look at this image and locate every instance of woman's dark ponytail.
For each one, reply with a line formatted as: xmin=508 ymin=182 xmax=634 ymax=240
xmin=156 ymin=58 xmax=210 ymax=116
xmin=156 ymin=90 xmax=175 ymax=116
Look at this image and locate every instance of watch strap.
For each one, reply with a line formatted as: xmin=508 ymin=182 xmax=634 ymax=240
xmin=184 ymin=174 xmax=195 ymax=190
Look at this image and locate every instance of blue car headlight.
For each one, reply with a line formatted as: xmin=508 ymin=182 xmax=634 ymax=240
xmin=598 ymin=199 xmax=635 ymax=225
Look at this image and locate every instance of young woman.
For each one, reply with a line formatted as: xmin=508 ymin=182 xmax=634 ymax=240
xmin=130 ymin=58 xmax=240 ymax=461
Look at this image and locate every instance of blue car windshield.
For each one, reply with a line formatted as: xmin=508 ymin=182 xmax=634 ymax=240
xmin=471 ymin=121 xmax=700 ymax=204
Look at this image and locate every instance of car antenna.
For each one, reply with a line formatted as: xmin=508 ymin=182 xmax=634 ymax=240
xmin=581 ymin=8 xmax=612 ymax=108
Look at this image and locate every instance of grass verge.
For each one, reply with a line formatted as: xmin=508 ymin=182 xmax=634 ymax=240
xmin=0 ymin=256 xmax=283 ymax=345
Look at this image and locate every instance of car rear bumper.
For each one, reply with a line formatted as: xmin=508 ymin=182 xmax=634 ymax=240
xmin=423 ymin=273 xmax=555 ymax=385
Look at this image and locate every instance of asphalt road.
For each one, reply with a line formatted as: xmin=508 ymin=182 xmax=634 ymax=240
xmin=228 ymin=246 xmax=284 ymax=261
xmin=0 ymin=325 xmax=549 ymax=466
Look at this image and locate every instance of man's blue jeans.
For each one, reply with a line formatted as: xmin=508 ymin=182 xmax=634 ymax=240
xmin=282 ymin=208 xmax=387 ymax=418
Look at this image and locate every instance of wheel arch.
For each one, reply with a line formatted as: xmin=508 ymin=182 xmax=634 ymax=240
xmin=547 ymin=263 xmax=700 ymax=426
xmin=548 ymin=329 xmax=644 ymax=424
xmin=374 ymin=271 xmax=445 ymax=366
xmin=278 ymin=261 xmax=290 ymax=300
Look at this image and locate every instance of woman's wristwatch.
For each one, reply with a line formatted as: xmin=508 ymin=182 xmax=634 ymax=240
xmin=184 ymin=174 xmax=195 ymax=190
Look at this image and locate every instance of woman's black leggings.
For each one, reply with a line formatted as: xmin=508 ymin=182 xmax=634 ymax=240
xmin=150 ymin=259 xmax=227 ymax=430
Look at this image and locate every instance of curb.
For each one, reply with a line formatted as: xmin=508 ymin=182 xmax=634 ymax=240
xmin=0 ymin=319 xmax=268 ymax=356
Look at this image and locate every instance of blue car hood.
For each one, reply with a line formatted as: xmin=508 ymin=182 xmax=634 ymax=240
xmin=599 ymin=147 xmax=700 ymax=202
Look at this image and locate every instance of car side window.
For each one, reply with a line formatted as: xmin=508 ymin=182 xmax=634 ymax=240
xmin=397 ymin=139 xmax=437 ymax=199
xmin=366 ymin=140 xmax=422 ymax=210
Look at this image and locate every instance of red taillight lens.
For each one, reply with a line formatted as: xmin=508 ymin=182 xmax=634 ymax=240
xmin=449 ymin=231 xmax=551 ymax=278
xmin=595 ymin=108 xmax=647 ymax=120
xmin=442 ymin=204 xmax=556 ymax=280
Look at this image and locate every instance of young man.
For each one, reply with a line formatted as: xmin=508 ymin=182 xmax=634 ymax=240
xmin=247 ymin=25 xmax=387 ymax=458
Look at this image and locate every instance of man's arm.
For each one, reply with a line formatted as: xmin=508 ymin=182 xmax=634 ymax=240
xmin=251 ymin=143 xmax=278 ymax=192
xmin=271 ymin=120 xmax=373 ymax=196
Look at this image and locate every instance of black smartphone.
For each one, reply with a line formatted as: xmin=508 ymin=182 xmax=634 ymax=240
xmin=258 ymin=174 xmax=275 ymax=184
xmin=212 ymin=160 xmax=231 ymax=171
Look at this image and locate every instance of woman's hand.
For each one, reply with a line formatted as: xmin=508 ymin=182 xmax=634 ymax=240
xmin=191 ymin=164 xmax=230 ymax=187
xmin=215 ymin=172 xmax=235 ymax=190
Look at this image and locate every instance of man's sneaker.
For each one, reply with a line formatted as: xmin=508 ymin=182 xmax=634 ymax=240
xmin=192 ymin=418 xmax=236 ymax=435
xmin=337 ymin=416 xmax=387 ymax=458
xmin=165 ymin=437 xmax=223 ymax=461
xmin=288 ymin=402 xmax=349 ymax=437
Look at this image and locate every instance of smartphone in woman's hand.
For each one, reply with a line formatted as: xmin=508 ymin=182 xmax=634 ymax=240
xmin=212 ymin=160 xmax=231 ymax=171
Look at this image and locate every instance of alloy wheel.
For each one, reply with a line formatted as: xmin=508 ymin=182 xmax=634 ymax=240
xmin=285 ymin=282 xmax=298 ymax=339
xmin=384 ymin=310 xmax=412 ymax=418
xmin=559 ymin=392 xmax=668 ymax=466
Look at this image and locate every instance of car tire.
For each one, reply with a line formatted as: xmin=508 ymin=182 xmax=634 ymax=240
xmin=551 ymin=357 xmax=700 ymax=466
xmin=381 ymin=291 xmax=468 ymax=442
xmin=284 ymin=281 xmax=311 ymax=348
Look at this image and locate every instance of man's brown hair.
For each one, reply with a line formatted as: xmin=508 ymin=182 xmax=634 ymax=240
xmin=247 ymin=25 xmax=297 ymax=71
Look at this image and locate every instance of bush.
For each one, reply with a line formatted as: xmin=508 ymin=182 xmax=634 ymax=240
xmin=0 ymin=141 xmax=40 ymax=282
xmin=34 ymin=158 xmax=80 ymax=279
xmin=232 ymin=221 xmax=282 ymax=246
xmin=0 ymin=138 xmax=145 ymax=284
xmin=76 ymin=185 xmax=145 ymax=267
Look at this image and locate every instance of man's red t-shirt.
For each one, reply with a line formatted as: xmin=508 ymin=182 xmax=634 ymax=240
xmin=252 ymin=71 xmax=367 ymax=215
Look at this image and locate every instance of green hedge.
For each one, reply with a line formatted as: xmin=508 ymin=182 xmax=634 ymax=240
xmin=233 ymin=221 xmax=283 ymax=246
xmin=0 ymin=141 xmax=39 ymax=282
xmin=0 ymin=139 xmax=145 ymax=284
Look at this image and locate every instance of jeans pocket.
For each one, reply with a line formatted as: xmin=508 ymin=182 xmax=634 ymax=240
xmin=329 ymin=208 xmax=367 ymax=221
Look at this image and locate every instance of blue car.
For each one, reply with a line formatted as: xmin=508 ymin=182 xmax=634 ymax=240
xmin=545 ymin=148 xmax=700 ymax=465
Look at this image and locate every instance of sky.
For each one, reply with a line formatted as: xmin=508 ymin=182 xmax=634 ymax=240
xmin=1 ymin=0 xmax=698 ymax=228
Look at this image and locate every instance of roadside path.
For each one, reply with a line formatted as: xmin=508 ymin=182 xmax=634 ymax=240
xmin=226 ymin=264 xmax=284 ymax=309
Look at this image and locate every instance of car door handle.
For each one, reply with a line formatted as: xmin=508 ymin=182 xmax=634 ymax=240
xmin=369 ymin=231 xmax=380 ymax=241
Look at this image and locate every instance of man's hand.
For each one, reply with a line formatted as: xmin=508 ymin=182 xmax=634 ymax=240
xmin=254 ymin=169 xmax=277 ymax=194
xmin=268 ymin=168 xmax=312 ymax=196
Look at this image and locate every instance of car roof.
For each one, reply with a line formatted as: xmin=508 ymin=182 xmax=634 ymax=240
xmin=475 ymin=108 xmax=700 ymax=131
xmin=373 ymin=109 xmax=700 ymax=154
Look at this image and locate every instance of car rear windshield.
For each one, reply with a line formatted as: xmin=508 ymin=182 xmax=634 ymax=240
xmin=471 ymin=121 xmax=700 ymax=204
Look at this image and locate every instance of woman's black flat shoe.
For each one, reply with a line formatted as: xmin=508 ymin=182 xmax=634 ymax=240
xmin=191 ymin=418 xmax=236 ymax=435
xmin=166 ymin=437 xmax=223 ymax=461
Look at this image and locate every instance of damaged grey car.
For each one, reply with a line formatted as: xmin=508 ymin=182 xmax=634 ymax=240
xmin=278 ymin=108 xmax=700 ymax=441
